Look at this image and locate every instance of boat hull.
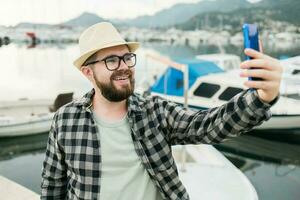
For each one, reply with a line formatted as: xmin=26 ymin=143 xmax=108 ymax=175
xmin=0 ymin=115 xmax=53 ymax=137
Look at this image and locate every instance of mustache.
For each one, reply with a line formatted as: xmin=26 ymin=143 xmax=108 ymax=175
xmin=110 ymin=69 xmax=133 ymax=80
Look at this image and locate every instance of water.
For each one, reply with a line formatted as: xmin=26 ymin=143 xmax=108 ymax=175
xmin=215 ymin=134 xmax=300 ymax=200
xmin=0 ymin=42 xmax=300 ymax=199
xmin=223 ymin=152 xmax=300 ymax=200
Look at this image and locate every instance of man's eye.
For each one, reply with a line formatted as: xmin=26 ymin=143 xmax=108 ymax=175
xmin=106 ymin=57 xmax=118 ymax=63
xmin=125 ymin=54 xmax=134 ymax=61
xmin=125 ymin=56 xmax=132 ymax=61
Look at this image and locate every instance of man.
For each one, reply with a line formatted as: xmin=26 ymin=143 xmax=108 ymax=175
xmin=41 ymin=22 xmax=282 ymax=200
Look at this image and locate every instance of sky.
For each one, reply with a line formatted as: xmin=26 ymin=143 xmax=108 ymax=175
xmin=0 ymin=0 xmax=262 ymax=26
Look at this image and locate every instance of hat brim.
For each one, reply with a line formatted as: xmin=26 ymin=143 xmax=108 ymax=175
xmin=73 ymin=41 xmax=140 ymax=69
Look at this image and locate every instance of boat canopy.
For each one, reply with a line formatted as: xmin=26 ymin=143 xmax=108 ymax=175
xmin=151 ymin=59 xmax=223 ymax=96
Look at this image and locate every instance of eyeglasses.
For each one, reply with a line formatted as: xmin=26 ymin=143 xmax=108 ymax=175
xmin=85 ymin=53 xmax=137 ymax=71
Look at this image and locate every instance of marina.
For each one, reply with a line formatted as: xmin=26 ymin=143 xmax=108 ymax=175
xmin=0 ymin=0 xmax=300 ymax=198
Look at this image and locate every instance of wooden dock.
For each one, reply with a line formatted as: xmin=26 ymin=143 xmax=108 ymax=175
xmin=0 ymin=175 xmax=39 ymax=200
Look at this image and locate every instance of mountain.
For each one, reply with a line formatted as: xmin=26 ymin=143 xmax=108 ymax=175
xmin=14 ymin=12 xmax=106 ymax=29
xmin=61 ymin=12 xmax=106 ymax=27
xmin=175 ymin=0 xmax=300 ymax=31
xmin=259 ymin=0 xmax=300 ymax=26
xmin=118 ymin=0 xmax=252 ymax=28
xmin=15 ymin=23 xmax=53 ymax=29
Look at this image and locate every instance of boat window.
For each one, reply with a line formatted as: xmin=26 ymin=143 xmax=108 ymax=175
xmin=176 ymin=78 xmax=183 ymax=89
xmin=292 ymin=69 xmax=300 ymax=75
xmin=218 ymin=87 xmax=244 ymax=101
xmin=193 ymin=82 xmax=220 ymax=98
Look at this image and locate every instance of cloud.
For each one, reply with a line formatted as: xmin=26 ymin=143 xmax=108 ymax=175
xmin=0 ymin=0 xmax=201 ymax=26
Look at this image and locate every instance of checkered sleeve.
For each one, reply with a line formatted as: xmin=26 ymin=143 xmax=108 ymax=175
xmin=157 ymin=89 xmax=275 ymax=145
xmin=41 ymin=113 xmax=67 ymax=199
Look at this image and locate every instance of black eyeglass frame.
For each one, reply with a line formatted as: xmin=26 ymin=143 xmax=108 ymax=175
xmin=85 ymin=53 xmax=137 ymax=71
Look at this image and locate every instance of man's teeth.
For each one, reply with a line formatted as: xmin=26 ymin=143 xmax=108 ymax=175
xmin=114 ymin=76 xmax=129 ymax=80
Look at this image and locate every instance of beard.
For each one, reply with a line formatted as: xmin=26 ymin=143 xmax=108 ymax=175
xmin=93 ymin=69 xmax=135 ymax=102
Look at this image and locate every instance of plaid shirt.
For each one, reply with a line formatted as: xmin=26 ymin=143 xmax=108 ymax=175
xmin=41 ymin=88 xmax=273 ymax=200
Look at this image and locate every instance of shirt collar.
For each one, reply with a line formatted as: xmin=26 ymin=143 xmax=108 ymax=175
xmin=73 ymin=88 xmax=95 ymax=110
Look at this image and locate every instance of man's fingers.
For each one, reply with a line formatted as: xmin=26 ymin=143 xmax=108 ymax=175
xmin=240 ymin=69 xmax=280 ymax=81
xmin=243 ymin=80 xmax=273 ymax=90
xmin=244 ymin=48 xmax=264 ymax=59
xmin=244 ymin=48 xmax=275 ymax=61
xmin=240 ymin=59 xmax=279 ymax=71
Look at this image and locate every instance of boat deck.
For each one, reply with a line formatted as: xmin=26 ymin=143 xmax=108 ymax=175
xmin=0 ymin=175 xmax=39 ymax=200
xmin=173 ymin=145 xmax=258 ymax=200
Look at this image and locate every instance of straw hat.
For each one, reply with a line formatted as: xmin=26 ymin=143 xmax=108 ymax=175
xmin=73 ymin=22 xmax=139 ymax=69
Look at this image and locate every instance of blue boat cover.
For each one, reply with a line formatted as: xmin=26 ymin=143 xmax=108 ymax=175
xmin=151 ymin=59 xmax=223 ymax=96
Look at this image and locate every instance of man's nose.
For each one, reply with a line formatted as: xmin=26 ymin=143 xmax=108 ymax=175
xmin=118 ymin=59 xmax=129 ymax=70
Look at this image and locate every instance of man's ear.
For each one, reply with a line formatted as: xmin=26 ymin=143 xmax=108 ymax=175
xmin=81 ymin=66 xmax=94 ymax=82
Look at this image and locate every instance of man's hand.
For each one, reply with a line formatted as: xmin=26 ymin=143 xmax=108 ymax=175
xmin=240 ymin=48 xmax=283 ymax=103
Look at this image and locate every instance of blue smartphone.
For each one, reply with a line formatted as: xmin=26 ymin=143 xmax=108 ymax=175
xmin=242 ymin=23 xmax=262 ymax=81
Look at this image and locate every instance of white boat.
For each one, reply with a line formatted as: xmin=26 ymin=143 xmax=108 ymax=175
xmin=173 ymin=145 xmax=258 ymax=200
xmin=151 ymin=70 xmax=300 ymax=131
xmin=280 ymin=55 xmax=300 ymax=88
xmin=0 ymin=92 xmax=73 ymax=137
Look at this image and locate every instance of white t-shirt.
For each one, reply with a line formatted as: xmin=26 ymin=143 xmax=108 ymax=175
xmin=93 ymin=112 xmax=163 ymax=200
